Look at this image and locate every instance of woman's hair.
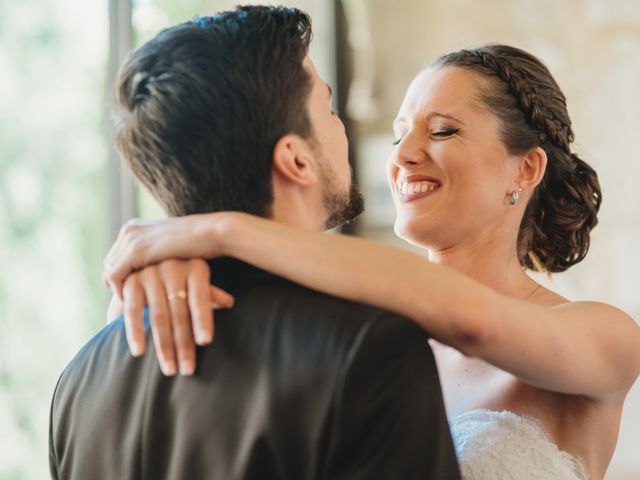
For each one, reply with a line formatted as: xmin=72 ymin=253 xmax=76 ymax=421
xmin=432 ymin=45 xmax=601 ymax=273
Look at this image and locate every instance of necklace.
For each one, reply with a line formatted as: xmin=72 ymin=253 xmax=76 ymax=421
xmin=521 ymin=284 xmax=543 ymax=301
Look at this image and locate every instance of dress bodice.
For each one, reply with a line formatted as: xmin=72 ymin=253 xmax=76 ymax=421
xmin=450 ymin=409 xmax=589 ymax=480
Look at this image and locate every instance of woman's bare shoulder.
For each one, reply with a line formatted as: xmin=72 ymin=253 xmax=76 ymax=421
xmin=524 ymin=288 xmax=639 ymax=400
xmin=532 ymin=286 xmax=568 ymax=306
xmin=535 ymin=287 xmax=637 ymax=328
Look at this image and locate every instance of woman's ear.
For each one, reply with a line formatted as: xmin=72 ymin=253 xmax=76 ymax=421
xmin=272 ymin=135 xmax=319 ymax=186
xmin=516 ymin=146 xmax=547 ymax=191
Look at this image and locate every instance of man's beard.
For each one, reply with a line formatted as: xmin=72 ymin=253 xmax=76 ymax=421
xmin=321 ymin=165 xmax=365 ymax=231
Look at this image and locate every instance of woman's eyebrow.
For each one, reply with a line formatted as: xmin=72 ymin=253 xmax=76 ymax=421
xmin=426 ymin=111 xmax=464 ymax=124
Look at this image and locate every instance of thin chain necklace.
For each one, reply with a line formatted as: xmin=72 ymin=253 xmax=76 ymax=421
xmin=521 ymin=284 xmax=543 ymax=301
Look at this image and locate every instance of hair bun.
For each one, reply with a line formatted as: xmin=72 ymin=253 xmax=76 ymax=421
xmin=519 ymin=150 xmax=601 ymax=272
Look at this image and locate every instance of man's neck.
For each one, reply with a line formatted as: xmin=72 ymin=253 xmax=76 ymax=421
xmin=271 ymin=209 xmax=322 ymax=231
xmin=270 ymin=187 xmax=325 ymax=231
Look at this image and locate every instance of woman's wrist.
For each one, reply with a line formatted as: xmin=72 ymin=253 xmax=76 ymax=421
xmin=200 ymin=211 xmax=246 ymax=258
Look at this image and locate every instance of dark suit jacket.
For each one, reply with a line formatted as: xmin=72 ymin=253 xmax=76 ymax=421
xmin=49 ymin=259 xmax=460 ymax=479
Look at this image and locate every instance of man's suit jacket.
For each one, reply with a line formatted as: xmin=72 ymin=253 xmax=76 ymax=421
xmin=49 ymin=259 xmax=461 ymax=479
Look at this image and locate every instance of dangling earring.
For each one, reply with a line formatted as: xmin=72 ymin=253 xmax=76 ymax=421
xmin=509 ymin=187 xmax=522 ymax=205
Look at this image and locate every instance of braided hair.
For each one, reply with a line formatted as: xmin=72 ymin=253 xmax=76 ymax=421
xmin=432 ymin=45 xmax=601 ymax=272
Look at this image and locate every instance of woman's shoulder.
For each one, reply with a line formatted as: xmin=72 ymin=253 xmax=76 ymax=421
xmin=548 ymin=296 xmax=637 ymax=327
xmin=536 ymin=287 xmax=636 ymax=328
xmin=525 ymin=287 xmax=640 ymax=398
xmin=532 ymin=286 xmax=569 ymax=306
xmin=543 ymin=290 xmax=639 ymax=354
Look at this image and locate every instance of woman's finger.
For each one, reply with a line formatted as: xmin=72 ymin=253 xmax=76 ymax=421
xmin=107 ymin=295 xmax=124 ymax=324
xmin=209 ymin=284 xmax=235 ymax=310
xmin=104 ymin=220 xmax=153 ymax=298
xmin=107 ymin=243 xmax=144 ymax=300
xmin=160 ymin=260 xmax=196 ymax=376
xmin=122 ymin=273 xmax=146 ymax=357
xmin=186 ymin=260 xmax=214 ymax=346
xmin=103 ymin=219 xmax=141 ymax=290
xmin=140 ymin=266 xmax=177 ymax=376
xmin=103 ymin=256 xmax=128 ymax=301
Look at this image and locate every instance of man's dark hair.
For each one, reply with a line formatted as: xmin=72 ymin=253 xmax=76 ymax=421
xmin=113 ymin=6 xmax=313 ymax=217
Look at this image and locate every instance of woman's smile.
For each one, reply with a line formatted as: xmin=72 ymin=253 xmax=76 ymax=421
xmin=395 ymin=175 xmax=442 ymax=203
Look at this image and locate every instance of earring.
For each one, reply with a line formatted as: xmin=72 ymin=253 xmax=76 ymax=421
xmin=509 ymin=187 xmax=522 ymax=205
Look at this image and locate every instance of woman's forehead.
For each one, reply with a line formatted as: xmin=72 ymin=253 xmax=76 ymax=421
xmin=399 ymin=67 xmax=483 ymax=119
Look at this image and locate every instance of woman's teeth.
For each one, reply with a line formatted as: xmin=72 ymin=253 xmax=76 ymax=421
xmin=397 ymin=181 xmax=439 ymax=195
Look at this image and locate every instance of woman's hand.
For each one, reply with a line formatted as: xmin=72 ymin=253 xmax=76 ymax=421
xmin=103 ymin=212 xmax=239 ymax=299
xmin=118 ymin=258 xmax=234 ymax=376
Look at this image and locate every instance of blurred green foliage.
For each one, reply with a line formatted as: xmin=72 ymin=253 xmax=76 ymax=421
xmin=0 ymin=0 xmax=109 ymax=478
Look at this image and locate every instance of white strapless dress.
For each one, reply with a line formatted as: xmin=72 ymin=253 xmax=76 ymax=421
xmin=450 ymin=410 xmax=589 ymax=480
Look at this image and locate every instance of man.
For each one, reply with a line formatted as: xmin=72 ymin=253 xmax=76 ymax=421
xmin=49 ymin=6 xmax=460 ymax=479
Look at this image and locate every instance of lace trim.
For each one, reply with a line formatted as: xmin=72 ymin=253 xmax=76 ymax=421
xmin=450 ymin=409 xmax=589 ymax=480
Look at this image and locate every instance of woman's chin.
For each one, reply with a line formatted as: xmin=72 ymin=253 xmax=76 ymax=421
xmin=393 ymin=217 xmax=434 ymax=249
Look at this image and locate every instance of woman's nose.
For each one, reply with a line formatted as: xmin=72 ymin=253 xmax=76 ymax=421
xmin=392 ymin=137 xmax=425 ymax=168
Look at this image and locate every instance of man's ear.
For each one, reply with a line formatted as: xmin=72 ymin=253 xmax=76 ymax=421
xmin=272 ymin=135 xmax=319 ymax=186
xmin=516 ymin=146 xmax=547 ymax=191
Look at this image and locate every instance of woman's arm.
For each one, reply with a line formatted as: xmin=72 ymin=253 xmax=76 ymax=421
xmin=105 ymin=212 xmax=640 ymax=398
xmin=104 ymin=213 xmax=487 ymax=344
xmin=224 ymin=214 xmax=640 ymax=399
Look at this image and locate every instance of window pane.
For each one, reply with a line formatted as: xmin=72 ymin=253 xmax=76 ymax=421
xmin=0 ymin=1 xmax=109 ymax=477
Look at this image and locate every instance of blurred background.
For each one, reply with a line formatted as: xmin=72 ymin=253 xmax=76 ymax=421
xmin=1 ymin=0 xmax=638 ymax=478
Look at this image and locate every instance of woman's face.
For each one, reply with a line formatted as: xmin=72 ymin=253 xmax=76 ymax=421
xmin=387 ymin=66 xmax=520 ymax=251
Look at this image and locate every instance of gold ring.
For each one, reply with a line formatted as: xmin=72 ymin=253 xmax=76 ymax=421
xmin=167 ymin=290 xmax=188 ymax=301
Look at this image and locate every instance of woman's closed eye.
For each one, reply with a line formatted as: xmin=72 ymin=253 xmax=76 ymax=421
xmin=432 ymin=128 xmax=460 ymax=138
xmin=392 ymin=127 xmax=460 ymax=145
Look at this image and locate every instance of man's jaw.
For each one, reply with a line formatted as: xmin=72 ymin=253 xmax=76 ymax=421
xmin=323 ymin=182 xmax=365 ymax=231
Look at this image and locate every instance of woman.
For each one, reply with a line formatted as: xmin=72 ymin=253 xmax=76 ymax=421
xmin=104 ymin=45 xmax=640 ymax=479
